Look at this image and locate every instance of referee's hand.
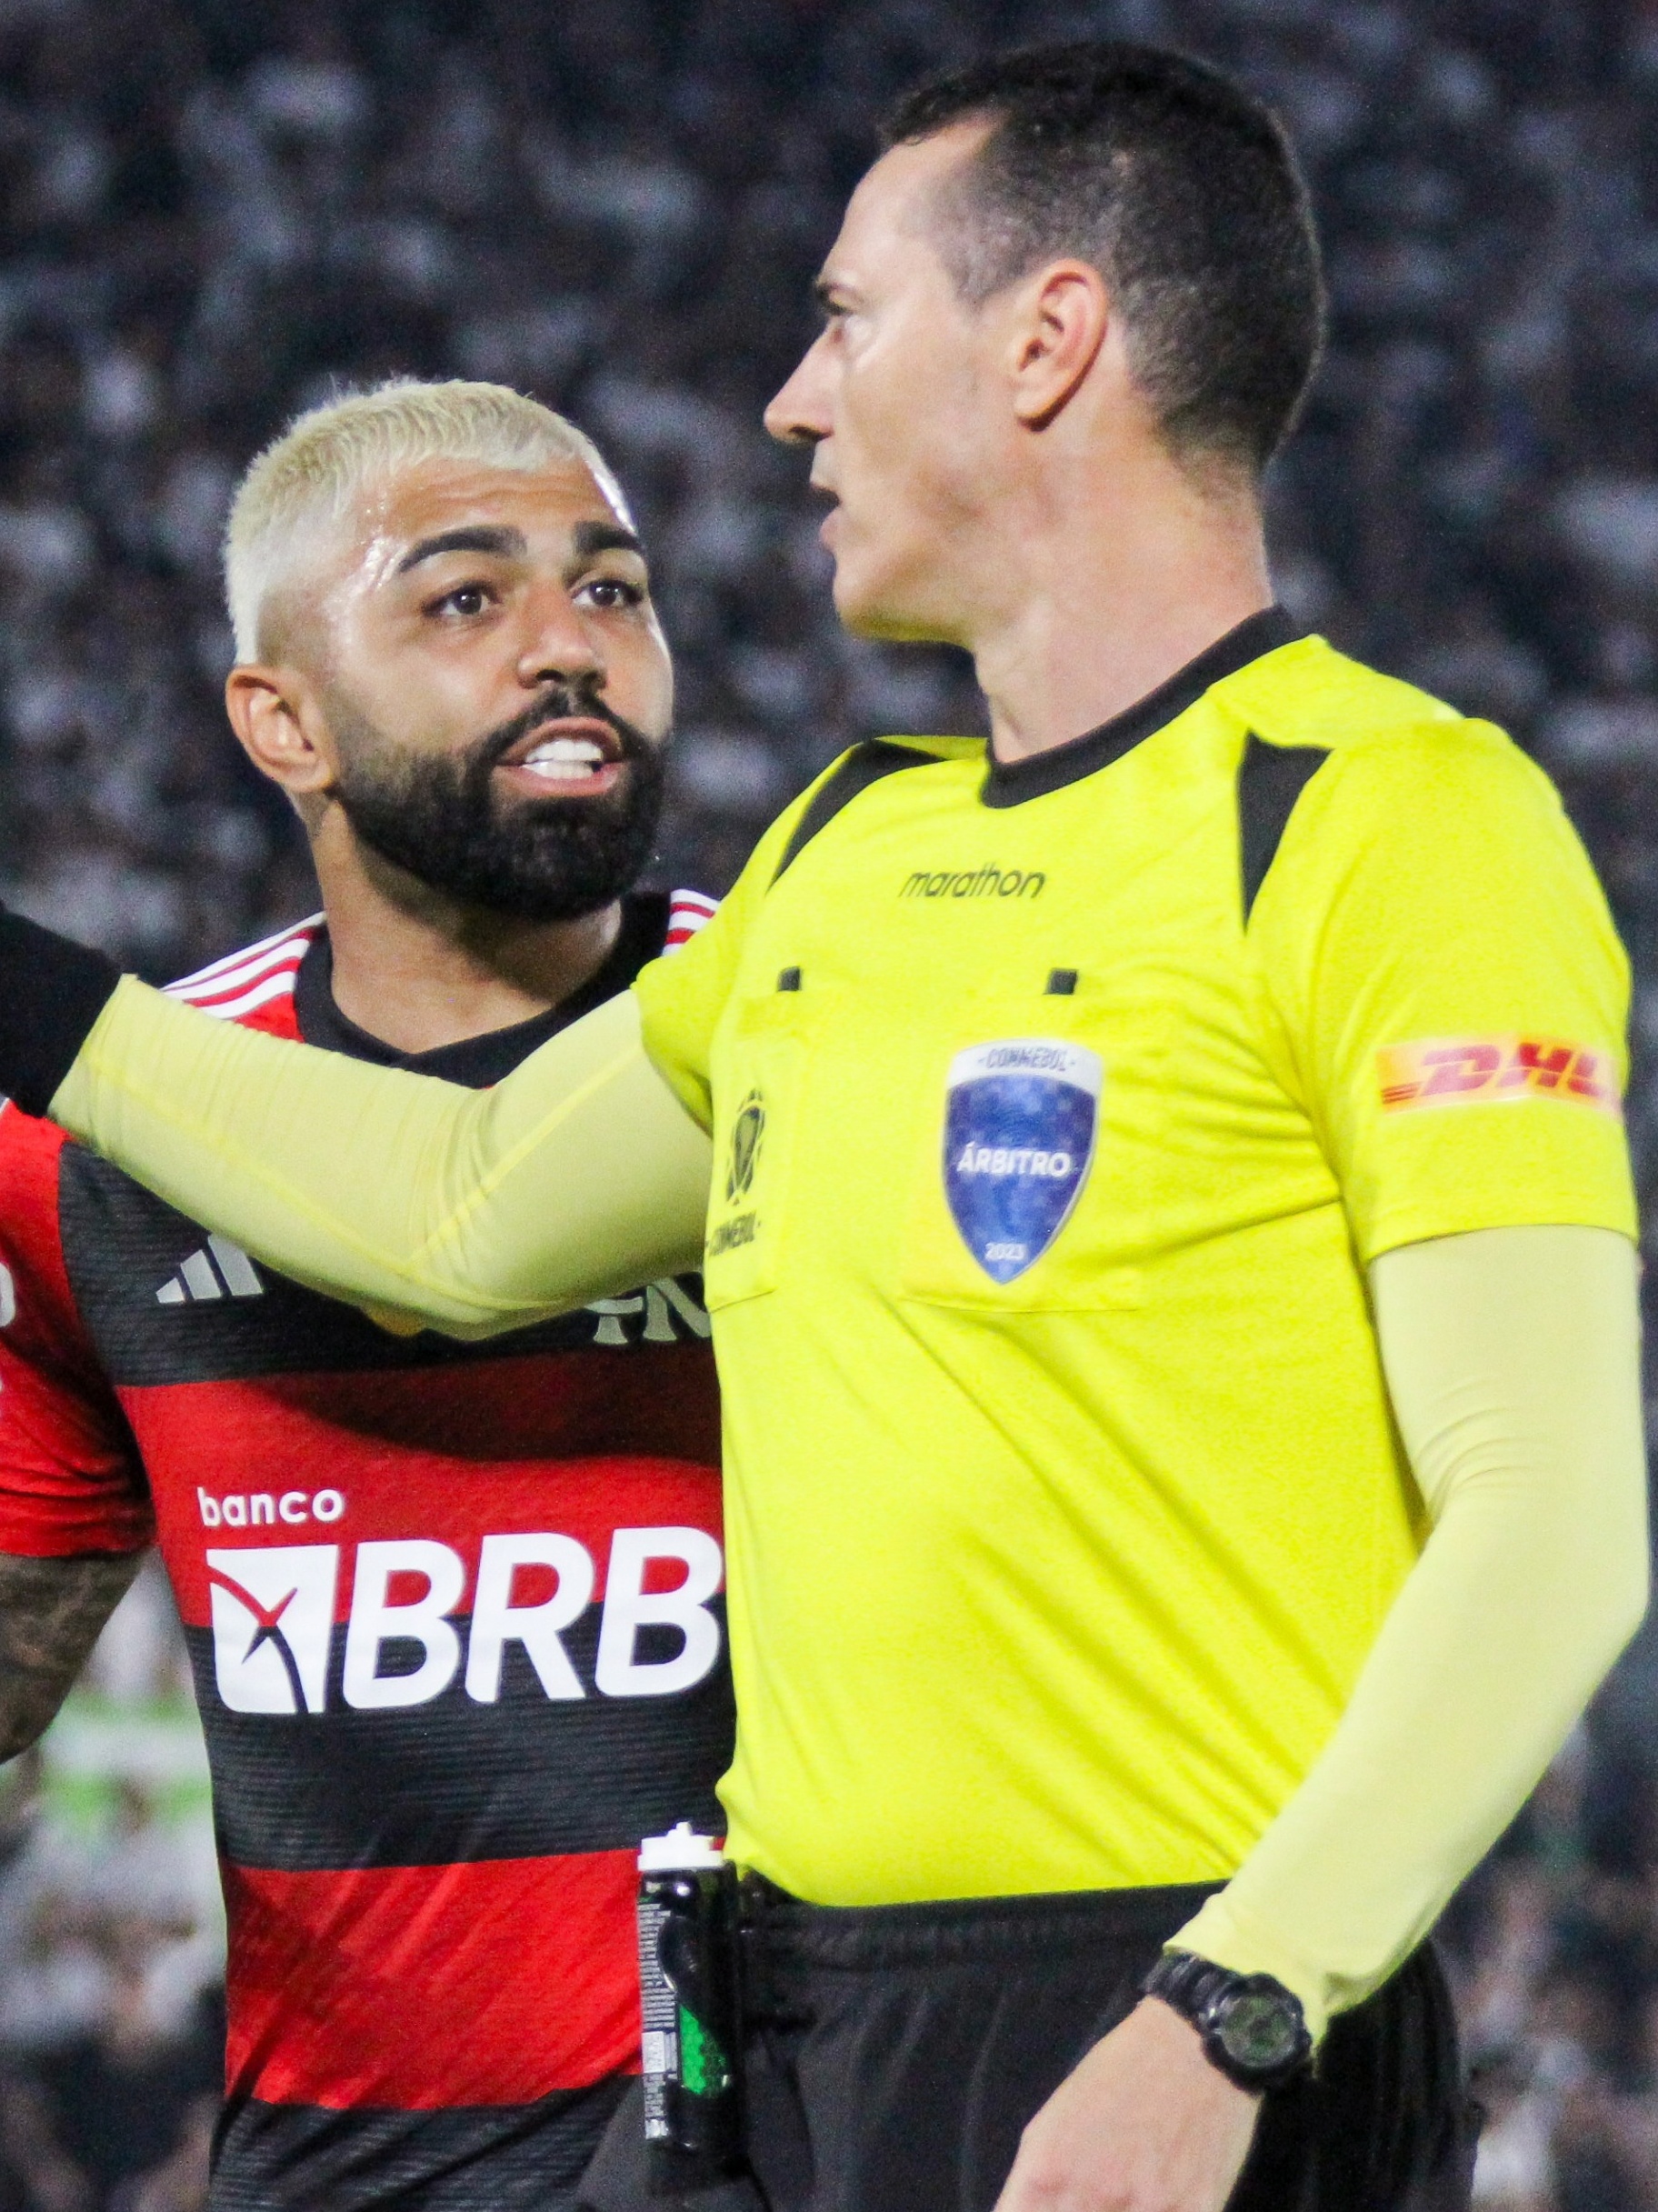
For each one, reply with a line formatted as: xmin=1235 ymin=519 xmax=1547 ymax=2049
xmin=994 ymin=1997 xmax=1260 ymax=2212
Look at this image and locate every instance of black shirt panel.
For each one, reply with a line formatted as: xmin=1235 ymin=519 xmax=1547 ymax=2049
xmin=1237 ymin=736 xmax=1333 ymax=925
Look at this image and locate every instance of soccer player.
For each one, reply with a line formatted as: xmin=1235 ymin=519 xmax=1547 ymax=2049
xmin=0 ymin=378 xmax=733 ymax=2209
xmin=0 ymin=42 xmax=1643 ymax=2212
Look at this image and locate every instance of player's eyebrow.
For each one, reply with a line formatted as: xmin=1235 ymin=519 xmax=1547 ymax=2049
xmin=571 ymin=521 xmax=644 ymax=560
xmin=395 ymin=525 xmax=528 ymax=575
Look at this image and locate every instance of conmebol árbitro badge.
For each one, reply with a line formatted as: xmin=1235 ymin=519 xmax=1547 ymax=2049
xmin=943 ymin=1039 xmax=1103 ymax=1284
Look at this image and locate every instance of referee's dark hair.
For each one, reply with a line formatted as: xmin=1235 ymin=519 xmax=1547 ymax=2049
xmin=884 ymin=44 xmax=1324 ymax=479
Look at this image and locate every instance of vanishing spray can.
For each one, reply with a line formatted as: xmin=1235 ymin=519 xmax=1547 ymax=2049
xmin=637 ymin=1823 xmax=744 ymax=2188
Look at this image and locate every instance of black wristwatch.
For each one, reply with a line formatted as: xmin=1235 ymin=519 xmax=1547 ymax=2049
xmin=1140 ymin=1949 xmax=1312 ymax=2094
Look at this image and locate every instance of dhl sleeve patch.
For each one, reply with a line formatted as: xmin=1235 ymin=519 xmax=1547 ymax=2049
xmin=1377 ymin=1036 xmax=1621 ymax=1116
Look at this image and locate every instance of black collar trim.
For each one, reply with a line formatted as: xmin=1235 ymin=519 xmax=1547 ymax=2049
xmin=293 ymin=891 xmax=670 ymax=1089
xmin=979 ymin=606 xmax=1304 ymax=809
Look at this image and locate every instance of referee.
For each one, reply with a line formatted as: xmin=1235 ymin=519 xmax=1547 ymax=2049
xmin=0 ymin=42 xmax=1645 ymax=2212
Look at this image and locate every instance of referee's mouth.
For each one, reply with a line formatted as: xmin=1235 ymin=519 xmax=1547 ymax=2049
xmin=812 ymin=482 xmax=843 ymax=547
xmin=494 ymin=717 xmax=627 ymax=803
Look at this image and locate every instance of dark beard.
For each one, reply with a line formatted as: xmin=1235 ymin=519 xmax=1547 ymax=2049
xmin=327 ymin=686 xmax=666 ymax=924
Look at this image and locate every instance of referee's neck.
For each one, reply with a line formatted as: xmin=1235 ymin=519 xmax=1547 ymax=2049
xmin=972 ymin=464 xmax=1273 ymax=767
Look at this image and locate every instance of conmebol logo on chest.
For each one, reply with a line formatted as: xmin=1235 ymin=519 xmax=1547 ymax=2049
xmin=944 ymin=1039 xmax=1103 ymax=1283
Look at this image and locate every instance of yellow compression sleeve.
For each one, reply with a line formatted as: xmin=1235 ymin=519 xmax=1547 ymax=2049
xmin=1173 ymin=1223 xmax=1648 ymax=2041
xmin=50 ymin=978 xmax=712 ymax=1335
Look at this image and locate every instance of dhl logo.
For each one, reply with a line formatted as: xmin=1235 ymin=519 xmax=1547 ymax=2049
xmin=1377 ymin=1036 xmax=1621 ymax=1116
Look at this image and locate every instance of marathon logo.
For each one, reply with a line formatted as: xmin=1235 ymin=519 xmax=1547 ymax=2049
xmin=902 ymin=866 xmax=1045 ymax=901
xmin=944 ymin=1039 xmax=1102 ymax=1284
xmin=1377 ymin=1036 xmax=1621 ymax=1116
xmin=205 ymin=1526 xmax=724 ymax=1718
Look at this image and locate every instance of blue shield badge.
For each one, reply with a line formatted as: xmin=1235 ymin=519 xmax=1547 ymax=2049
xmin=944 ymin=1039 xmax=1102 ymax=1284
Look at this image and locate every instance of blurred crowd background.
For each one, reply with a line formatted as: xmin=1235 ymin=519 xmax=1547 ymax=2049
xmin=0 ymin=0 xmax=1656 ymax=2202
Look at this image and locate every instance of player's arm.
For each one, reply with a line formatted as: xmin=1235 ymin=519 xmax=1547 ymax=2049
xmin=0 ymin=1116 xmax=153 ymax=1759
xmin=0 ymin=1548 xmax=143 ymax=1759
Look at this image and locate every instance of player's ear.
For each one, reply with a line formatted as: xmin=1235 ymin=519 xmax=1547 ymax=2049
xmin=225 ymin=665 xmax=335 ymax=799
xmin=1004 ymin=261 xmax=1111 ymax=429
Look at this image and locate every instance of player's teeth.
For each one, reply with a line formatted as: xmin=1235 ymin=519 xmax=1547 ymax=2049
xmin=521 ymin=737 xmax=604 ymax=779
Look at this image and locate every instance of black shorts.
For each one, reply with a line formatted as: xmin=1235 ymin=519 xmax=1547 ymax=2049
xmin=580 ymin=1877 xmax=1479 ymax=2212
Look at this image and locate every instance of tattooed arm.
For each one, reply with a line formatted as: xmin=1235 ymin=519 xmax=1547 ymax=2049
xmin=0 ymin=1550 xmax=144 ymax=1760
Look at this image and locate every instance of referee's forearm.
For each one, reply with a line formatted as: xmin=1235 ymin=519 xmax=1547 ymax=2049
xmin=0 ymin=912 xmax=703 ymax=1334
xmin=1171 ymin=1224 xmax=1648 ymax=2039
xmin=46 ymin=976 xmax=711 ymax=1332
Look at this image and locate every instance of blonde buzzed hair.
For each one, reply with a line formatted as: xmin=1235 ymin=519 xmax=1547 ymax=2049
xmin=224 ymin=378 xmax=624 ymax=663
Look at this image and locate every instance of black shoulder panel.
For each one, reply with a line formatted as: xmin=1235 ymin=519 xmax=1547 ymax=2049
xmin=772 ymin=740 xmax=934 ymax=884
xmin=1238 ymin=734 xmax=1331 ymax=924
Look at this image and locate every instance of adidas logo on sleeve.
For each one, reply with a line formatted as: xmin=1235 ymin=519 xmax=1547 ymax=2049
xmin=156 ymin=1234 xmax=265 ymax=1305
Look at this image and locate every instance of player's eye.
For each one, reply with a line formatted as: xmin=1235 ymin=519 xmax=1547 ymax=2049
xmin=578 ymin=576 xmax=645 ymax=611
xmin=428 ymin=581 xmax=494 ymax=619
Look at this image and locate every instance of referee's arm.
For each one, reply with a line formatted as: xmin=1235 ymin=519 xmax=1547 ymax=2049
xmin=997 ymin=1220 xmax=1644 ymax=2212
xmin=0 ymin=792 xmax=788 ymax=1336
xmin=1169 ymin=728 xmax=1649 ymax=2033
xmin=0 ymin=900 xmax=720 ymax=1335
xmin=1172 ymin=1219 xmax=1647 ymax=2029
xmin=999 ymin=729 xmax=1646 ymax=2212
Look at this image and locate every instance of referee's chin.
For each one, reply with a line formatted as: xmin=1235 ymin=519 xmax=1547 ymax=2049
xmin=830 ymin=561 xmax=964 ymax=648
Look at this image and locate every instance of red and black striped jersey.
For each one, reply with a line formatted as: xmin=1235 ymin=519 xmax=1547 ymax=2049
xmin=0 ymin=889 xmax=726 ymax=2209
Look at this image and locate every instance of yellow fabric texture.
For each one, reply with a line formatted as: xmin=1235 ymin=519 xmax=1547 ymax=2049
xmin=54 ymin=985 xmax=710 ymax=1333
xmin=1174 ymin=1225 xmax=1647 ymax=2037
xmin=43 ymin=635 xmax=1645 ymax=2034
xmin=632 ymin=636 xmax=1635 ymax=1926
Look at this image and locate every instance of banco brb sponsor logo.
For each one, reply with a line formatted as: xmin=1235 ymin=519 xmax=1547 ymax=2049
xmin=944 ymin=1039 xmax=1102 ymax=1283
xmin=206 ymin=1526 xmax=724 ymax=1717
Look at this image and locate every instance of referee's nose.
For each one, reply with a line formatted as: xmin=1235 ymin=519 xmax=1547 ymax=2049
xmin=765 ymin=336 xmax=832 ymax=448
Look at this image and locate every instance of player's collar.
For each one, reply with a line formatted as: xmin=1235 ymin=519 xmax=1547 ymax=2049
xmin=979 ymin=606 xmax=1305 ymax=809
xmin=293 ymin=891 xmax=670 ymax=1087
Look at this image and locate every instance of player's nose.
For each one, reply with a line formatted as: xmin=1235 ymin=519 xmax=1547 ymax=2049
xmin=517 ymin=583 xmax=604 ymax=689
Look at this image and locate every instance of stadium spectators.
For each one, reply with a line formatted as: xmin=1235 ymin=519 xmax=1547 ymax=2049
xmin=1 ymin=1 xmax=1656 ymax=2203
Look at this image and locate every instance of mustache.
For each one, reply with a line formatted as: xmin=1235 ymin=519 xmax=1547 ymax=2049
xmin=471 ymin=683 xmax=650 ymax=778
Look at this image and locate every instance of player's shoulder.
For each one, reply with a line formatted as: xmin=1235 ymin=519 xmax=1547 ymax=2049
xmin=664 ymin=887 xmax=718 ymax=952
xmin=0 ymin=1089 xmax=71 ymax=1196
xmin=163 ymin=913 xmax=323 ymax=1030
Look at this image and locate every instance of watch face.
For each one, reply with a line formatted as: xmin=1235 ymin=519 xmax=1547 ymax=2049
xmin=1216 ymin=1989 xmax=1302 ymax=2071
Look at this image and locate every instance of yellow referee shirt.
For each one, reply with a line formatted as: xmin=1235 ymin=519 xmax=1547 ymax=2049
xmin=637 ymin=610 xmax=1635 ymax=1907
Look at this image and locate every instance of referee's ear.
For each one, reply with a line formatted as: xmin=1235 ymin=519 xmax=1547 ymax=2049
xmin=1003 ymin=258 xmax=1113 ymax=432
